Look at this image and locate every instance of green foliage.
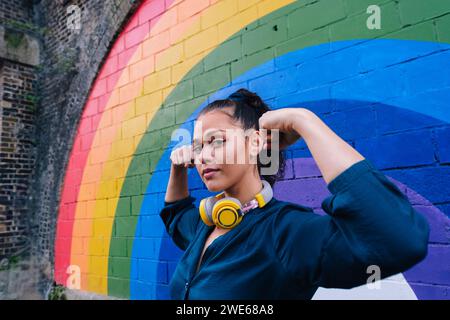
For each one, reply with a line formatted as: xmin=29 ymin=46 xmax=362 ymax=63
xmin=47 ymin=282 xmax=67 ymax=300
xmin=3 ymin=19 xmax=48 ymax=37
xmin=5 ymin=30 xmax=25 ymax=48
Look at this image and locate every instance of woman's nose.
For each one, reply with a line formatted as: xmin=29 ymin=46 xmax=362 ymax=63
xmin=199 ymin=145 xmax=215 ymax=164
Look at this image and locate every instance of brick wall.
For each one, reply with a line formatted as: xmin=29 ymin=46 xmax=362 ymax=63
xmin=0 ymin=60 xmax=37 ymax=259
xmin=0 ymin=0 xmax=34 ymax=25
xmin=0 ymin=0 xmax=41 ymax=299
xmin=0 ymin=0 xmax=44 ymax=299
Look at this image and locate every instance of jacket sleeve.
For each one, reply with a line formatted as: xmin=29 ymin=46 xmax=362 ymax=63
xmin=159 ymin=195 xmax=201 ymax=251
xmin=272 ymin=159 xmax=430 ymax=289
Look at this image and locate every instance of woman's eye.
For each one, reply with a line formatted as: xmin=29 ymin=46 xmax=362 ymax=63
xmin=212 ymin=139 xmax=225 ymax=147
xmin=193 ymin=146 xmax=202 ymax=154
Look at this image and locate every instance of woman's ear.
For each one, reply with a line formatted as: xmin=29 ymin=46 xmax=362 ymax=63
xmin=248 ymin=130 xmax=264 ymax=163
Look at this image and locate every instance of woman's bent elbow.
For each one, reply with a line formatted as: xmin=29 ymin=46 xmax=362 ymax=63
xmin=400 ymin=220 xmax=430 ymax=268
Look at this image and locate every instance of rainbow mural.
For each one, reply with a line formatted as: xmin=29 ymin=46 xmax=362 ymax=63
xmin=55 ymin=0 xmax=450 ymax=299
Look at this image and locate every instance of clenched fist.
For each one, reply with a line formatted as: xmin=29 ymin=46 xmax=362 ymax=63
xmin=170 ymin=145 xmax=195 ymax=169
xmin=259 ymin=108 xmax=302 ymax=150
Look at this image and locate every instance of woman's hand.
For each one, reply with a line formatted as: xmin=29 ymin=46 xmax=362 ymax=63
xmin=263 ymin=107 xmax=365 ymax=184
xmin=170 ymin=145 xmax=195 ymax=169
xmin=258 ymin=108 xmax=302 ymax=150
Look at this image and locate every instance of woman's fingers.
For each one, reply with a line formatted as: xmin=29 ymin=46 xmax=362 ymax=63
xmin=170 ymin=145 xmax=195 ymax=168
xmin=181 ymin=146 xmax=189 ymax=164
xmin=258 ymin=112 xmax=271 ymax=131
xmin=170 ymin=147 xmax=181 ymax=166
xmin=181 ymin=146 xmax=195 ymax=168
xmin=261 ymin=130 xmax=300 ymax=151
xmin=259 ymin=129 xmax=268 ymax=150
xmin=259 ymin=109 xmax=302 ymax=150
xmin=261 ymin=129 xmax=280 ymax=150
xmin=170 ymin=149 xmax=181 ymax=166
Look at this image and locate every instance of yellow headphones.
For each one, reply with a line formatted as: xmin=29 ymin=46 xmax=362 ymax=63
xmin=199 ymin=180 xmax=273 ymax=229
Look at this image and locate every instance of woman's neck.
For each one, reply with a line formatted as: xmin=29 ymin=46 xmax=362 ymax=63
xmin=224 ymin=172 xmax=263 ymax=205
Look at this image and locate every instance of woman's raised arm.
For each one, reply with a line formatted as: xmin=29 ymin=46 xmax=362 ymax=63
xmin=259 ymin=107 xmax=365 ymax=183
xmin=164 ymin=145 xmax=194 ymax=203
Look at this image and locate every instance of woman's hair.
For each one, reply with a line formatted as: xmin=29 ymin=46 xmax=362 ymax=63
xmin=198 ymin=88 xmax=286 ymax=187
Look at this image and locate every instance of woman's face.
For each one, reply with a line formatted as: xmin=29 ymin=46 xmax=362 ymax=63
xmin=193 ymin=108 xmax=261 ymax=192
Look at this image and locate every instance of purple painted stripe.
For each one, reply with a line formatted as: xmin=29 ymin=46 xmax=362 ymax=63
xmin=293 ymin=157 xmax=322 ymax=178
xmin=409 ymin=283 xmax=450 ymax=300
xmin=274 ymin=177 xmax=328 ymax=209
xmin=275 ymin=157 xmax=450 ymax=299
xmin=404 ymin=245 xmax=450 ymax=287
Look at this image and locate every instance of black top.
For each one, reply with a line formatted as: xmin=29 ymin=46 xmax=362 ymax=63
xmin=160 ymin=159 xmax=430 ymax=299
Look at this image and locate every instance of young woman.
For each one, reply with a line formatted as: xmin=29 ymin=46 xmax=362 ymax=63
xmin=160 ymin=88 xmax=429 ymax=300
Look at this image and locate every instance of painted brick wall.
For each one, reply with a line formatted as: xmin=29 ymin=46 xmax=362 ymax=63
xmin=55 ymin=0 xmax=450 ymax=299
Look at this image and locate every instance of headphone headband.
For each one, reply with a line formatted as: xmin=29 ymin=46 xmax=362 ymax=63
xmin=254 ymin=179 xmax=273 ymax=207
xmin=215 ymin=179 xmax=272 ymax=208
xmin=199 ymin=180 xmax=273 ymax=229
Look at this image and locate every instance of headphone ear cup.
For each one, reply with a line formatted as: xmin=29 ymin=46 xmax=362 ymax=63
xmin=199 ymin=197 xmax=217 ymax=226
xmin=212 ymin=197 xmax=243 ymax=229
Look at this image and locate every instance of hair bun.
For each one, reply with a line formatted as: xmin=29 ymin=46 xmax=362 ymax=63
xmin=227 ymin=88 xmax=264 ymax=110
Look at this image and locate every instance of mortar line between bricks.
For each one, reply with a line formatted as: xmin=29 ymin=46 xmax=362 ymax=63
xmin=291 ymin=54 xmax=450 ymax=94
xmin=430 ymin=201 xmax=450 ymax=205
xmin=406 ymin=281 xmax=450 ymax=287
xmin=384 ymin=48 xmax=450 ymax=68
xmin=381 ymin=163 xmax=450 ymax=172
xmin=374 ymin=123 xmax=450 ymax=137
xmin=289 ymin=21 xmax=449 ymax=65
xmin=427 ymin=242 xmax=450 ymax=246
xmin=426 ymin=243 xmax=450 ymax=248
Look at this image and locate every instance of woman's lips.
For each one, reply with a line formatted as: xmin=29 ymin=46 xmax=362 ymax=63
xmin=203 ymin=169 xmax=220 ymax=180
